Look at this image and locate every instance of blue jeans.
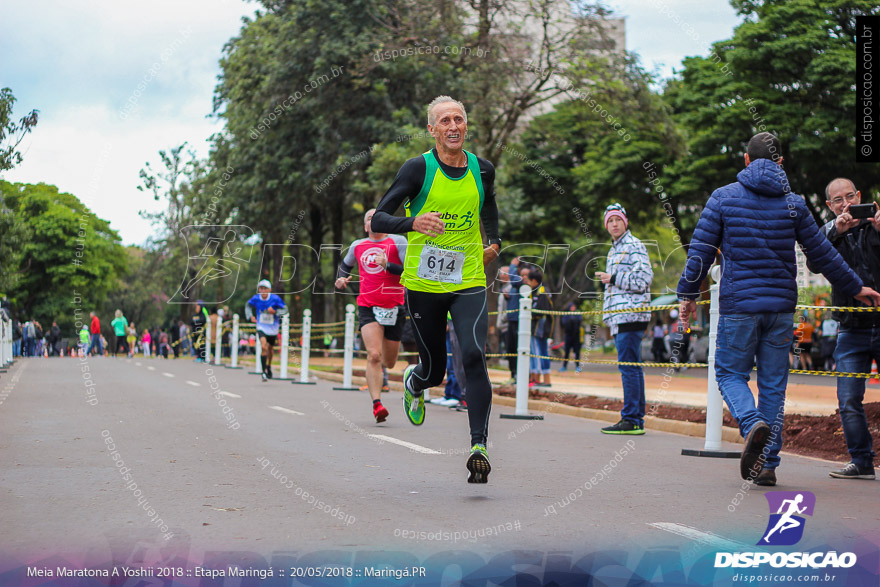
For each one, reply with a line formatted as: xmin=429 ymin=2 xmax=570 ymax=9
xmin=834 ymin=328 xmax=879 ymax=469
xmin=12 ymin=339 xmax=20 ymax=357
xmin=88 ymin=333 xmax=103 ymax=356
xmin=715 ymin=313 xmax=792 ymax=469
xmin=529 ymin=337 xmax=550 ymax=374
xmin=615 ymin=330 xmax=645 ymax=426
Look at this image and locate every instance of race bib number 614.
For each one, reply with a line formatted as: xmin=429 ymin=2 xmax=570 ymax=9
xmin=417 ymin=245 xmax=465 ymax=284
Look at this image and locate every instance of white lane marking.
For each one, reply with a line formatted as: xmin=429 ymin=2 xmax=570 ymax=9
xmin=135 ymin=362 xmax=142 ymax=367
xmin=147 ymin=366 xmax=155 ymax=371
xmin=186 ymin=380 xmax=201 ymax=387
xmin=367 ymin=434 xmax=440 ymax=455
xmin=162 ymin=372 xmax=175 ymax=378
xmin=647 ymin=523 xmax=752 ymax=550
xmin=270 ymin=405 xmax=305 ymax=416
xmin=219 ymin=391 xmax=241 ymax=398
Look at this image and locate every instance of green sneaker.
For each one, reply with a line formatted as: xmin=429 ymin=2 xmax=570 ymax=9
xmin=601 ymin=419 xmax=645 ymax=435
xmin=402 ymin=364 xmax=425 ymax=426
xmin=466 ymin=443 xmax=491 ymax=483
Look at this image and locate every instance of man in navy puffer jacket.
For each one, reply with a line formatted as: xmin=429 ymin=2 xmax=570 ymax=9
xmin=677 ymin=132 xmax=880 ymax=487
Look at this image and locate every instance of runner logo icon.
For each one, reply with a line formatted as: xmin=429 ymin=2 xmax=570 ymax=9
xmin=758 ymin=491 xmax=815 ymax=546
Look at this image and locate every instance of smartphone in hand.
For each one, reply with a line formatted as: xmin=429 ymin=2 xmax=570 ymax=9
xmin=849 ymin=203 xmax=878 ymax=219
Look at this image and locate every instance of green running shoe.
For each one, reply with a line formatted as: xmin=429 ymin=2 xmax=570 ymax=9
xmin=600 ymin=419 xmax=645 ymax=435
xmin=466 ymin=443 xmax=491 ymax=484
xmin=402 ymin=364 xmax=424 ymax=426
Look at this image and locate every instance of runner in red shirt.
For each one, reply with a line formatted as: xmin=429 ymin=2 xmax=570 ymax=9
xmin=335 ymin=208 xmax=407 ymax=422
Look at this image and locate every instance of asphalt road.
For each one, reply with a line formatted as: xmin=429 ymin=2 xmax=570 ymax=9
xmin=0 ymin=356 xmax=875 ymax=570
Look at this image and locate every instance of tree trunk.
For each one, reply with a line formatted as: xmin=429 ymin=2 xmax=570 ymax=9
xmin=309 ymin=205 xmax=326 ymax=325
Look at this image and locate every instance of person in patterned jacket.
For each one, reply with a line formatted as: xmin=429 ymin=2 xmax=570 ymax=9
xmin=596 ymin=203 xmax=653 ymax=435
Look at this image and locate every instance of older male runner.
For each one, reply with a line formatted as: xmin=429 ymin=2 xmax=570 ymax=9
xmin=371 ymin=95 xmax=501 ymax=483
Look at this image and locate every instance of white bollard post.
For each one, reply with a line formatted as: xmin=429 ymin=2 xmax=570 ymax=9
xmin=277 ymin=313 xmax=291 ymax=380
xmin=500 ymin=285 xmax=543 ymax=420
xmin=205 ymin=318 xmax=212 ymax=364
xmin=292 ymin=309 xmax=316 ymax=385
xmin=333 ymin=304 xmax=359 ymax=391
xmin=0 ymin=319 xmax=7 ymax=369
xmin=251 ymin=323 xmax=262 ymax=375
xmin=704 ymin=265 xmax=724 ymax=451
xmin=214 ymin=317 xmax=223 ymax=366
xmin=682 ymin=265 xmax=737 ymax=458
xmin=227 ymin=314 xmax=242 ymax=369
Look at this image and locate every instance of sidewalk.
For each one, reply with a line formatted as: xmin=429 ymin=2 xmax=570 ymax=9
xmin=298 ymin=355 xmax=845 ymax=416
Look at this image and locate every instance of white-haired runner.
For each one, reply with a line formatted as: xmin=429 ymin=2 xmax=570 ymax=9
xmin=370 ymin=95 xmax=501 ymax=483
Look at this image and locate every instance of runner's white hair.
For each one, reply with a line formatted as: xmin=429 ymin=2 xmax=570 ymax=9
xmin=427 ymin=96 xmax=467 ymax=127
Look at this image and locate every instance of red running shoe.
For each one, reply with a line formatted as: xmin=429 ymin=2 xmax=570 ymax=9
xmin=373 ymin=401 xmax=389 ymax=423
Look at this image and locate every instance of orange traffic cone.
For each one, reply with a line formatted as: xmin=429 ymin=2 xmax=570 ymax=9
xmin=870 ymin=361 xmax=879 ymax=385
xmin=60 ymin=347 xmax=64 ymax=358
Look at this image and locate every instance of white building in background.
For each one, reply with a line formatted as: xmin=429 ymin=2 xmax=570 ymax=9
xmin=796 ymin=246 xmax=830 ymax=289
xmin=514 ymin=6 xmax=626 ymax=123
xmin=470 ymin=0 xmax=626 ymax=125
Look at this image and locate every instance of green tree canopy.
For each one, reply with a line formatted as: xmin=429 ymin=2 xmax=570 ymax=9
xmin=0 ymin=87 xmax=39 ymax=173
xmin=0 ymin=181 xmax=126 ymax=333
xmin=665 ymin=0 xmax=880 ymax=226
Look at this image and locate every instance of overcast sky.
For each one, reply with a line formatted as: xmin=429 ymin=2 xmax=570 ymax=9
xmin=1 ymin=0 xmax=741 ymax=246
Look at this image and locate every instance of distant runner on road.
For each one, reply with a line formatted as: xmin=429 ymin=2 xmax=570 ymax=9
xmin=246 ymin=279 xmax=288 ymax=381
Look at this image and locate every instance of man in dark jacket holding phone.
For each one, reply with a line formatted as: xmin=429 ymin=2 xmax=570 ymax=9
xmin=677 ymin=133 xmax=880 ymax=487
xmin=808 ymin=178 xmax=880 ymax=480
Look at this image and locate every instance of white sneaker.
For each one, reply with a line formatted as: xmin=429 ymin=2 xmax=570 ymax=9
xmin=428 ymin=397 xmax=448 ymax=405
xmin=438 ymin=398 xmax=460 ymax=407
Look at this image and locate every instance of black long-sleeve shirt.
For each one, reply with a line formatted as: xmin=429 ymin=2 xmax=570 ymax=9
xmin=370 ymin=148 xmax=501 ymax=244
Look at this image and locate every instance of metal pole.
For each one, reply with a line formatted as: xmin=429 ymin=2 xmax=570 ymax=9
xmin=333 ymin=304 xmax=359 ymax=390
xmin=227 ymin=313 xmax=242 ymax=369
xmin=500 ymin=285 xmax=543 ymax=420
xmin=292 ymin=309 xmax=316 ymax=385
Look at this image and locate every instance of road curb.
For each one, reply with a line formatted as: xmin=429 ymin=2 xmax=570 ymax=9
xmin=306 ymin=368 xmax=744 ymax=444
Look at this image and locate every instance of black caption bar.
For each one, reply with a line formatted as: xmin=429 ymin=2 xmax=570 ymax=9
xmin=857 ymin=15 xmax=879 ymax=163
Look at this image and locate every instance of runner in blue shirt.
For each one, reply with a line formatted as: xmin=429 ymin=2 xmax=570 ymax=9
xmin=245 ymin=279 xmax=288 ymax=381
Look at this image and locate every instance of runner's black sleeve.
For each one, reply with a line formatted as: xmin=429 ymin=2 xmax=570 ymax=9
xmin=386 ymin=263 xmax=403 ymax=276
xmin=370 ymin=156 xmax=426 ymax=234
xmin=337 ymin=261 xmax=354 ymax=280
xmin=336 ymin=241 xmax=357 ymax=280
xmin=478 ymin=157 xmax=500 ymax=245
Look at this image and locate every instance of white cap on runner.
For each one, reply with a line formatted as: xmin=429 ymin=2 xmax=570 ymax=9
xmin=257 ymin=279 xmax=272 ymax=290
